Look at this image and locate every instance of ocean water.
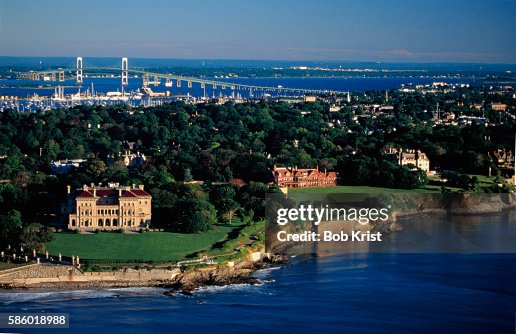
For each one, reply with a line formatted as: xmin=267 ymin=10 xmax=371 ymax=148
xmin=0 ymin=252 xmax=514 ymax=334
xmin=0 ymin=77 xmax=476 ymax=99
xmin=1 ymin=56 xmax=510 ymax=100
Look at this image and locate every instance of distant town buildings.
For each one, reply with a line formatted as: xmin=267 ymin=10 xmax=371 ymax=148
xmin=271 ymin=165 xmax=337 ymax=188
xmin=329 ymin=105 xmax=341 ymax=112
xmin=385 ymin=148 xmax=431 ymax=173
xmin=488 ymin=148 xmax=515 ymax=183
xmin=107 ymin=151 xmax=147 ymax=168
xmin=50 ymin=159 xmax=86 ymax=174
xmin=489 ymin=148 xmax=514 ymax=169
xmin=63 ymin=183 xmax=152 ymax=231
xmin=121 ymin=151 xmax=147 ymax=168
xmin=490 ymin=103 xmax=507 ymax=111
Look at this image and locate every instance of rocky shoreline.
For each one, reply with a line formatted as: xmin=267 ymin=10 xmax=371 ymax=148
xmin=164 ymin=254 xmax=287 ymax=296
xmin=0 ymin=253 xmax=288 ymax=296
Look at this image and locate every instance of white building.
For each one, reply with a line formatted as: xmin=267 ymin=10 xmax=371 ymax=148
xmin=50 ymin=159 xmax=86 ymax=174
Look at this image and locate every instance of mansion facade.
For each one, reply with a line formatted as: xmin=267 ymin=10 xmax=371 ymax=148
xmin=385 ymin=148 xmax=431 ymax=173
xmin=63 ymin=183 xmax=152 ymax=231
xmin=271 ymin=165 xmax=338 ymax=188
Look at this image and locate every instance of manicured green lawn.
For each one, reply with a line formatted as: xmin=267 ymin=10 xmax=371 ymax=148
xmin=287 ymin=178 xmax=497 ymax=201
xmin=289 ymin=185 xmax=440 ymax=195
xmin=463 ymin=174 xmax=496 ymax=185
xmin=46 ymin=223 xmax=244 ymax=262
xmin=287 ymin=185 xmax=443 ymax=202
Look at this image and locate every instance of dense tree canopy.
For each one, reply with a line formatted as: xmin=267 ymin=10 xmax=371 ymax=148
xmin=0 ymin=88 xmax=514 ymax=235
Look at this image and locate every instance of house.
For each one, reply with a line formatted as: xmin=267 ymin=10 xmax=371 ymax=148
xmin=50 ymin=159 xmax=86 ymax=174
xmin=271 ymin=165 xmax=337 ymax=188
xmin=63 ymin=183 xmax=152 ymax=231
xmin=490 ymin=103 xmax=507 ymax=111
xmin=107 ymin=151 xmax=147 ymax=168
xmin=385 ymin=148 xmax=431 ymax=173
xmin=121 ymin=151 xmax=147 ymax=168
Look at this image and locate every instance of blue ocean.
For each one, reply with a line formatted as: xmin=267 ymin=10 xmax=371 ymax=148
xmin=0 ymin=77 xmax=477 ymax=99
xmin=0 ymin=252 xmax=514 ymax=334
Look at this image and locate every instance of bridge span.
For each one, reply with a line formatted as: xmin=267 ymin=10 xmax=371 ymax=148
xmin=17 ymin=57 xmax=346 ymax=97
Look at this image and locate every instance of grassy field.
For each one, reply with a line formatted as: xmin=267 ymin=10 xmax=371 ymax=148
xmin=287 ymin=185 xmax=444 ymax=202
xmin=45 ymin=221 xmax=245 ymax=263
xmin=288 ymin=175 xmax=500 ymax=197
xmin=287 ymin=174 xmax=501 ymax=200
xmin=288 ymin=185 xmax=441 ymax=195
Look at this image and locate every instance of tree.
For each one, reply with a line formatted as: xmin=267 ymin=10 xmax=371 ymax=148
xmin=223 ymin=208 xmax=238 ymax=225
xmin=177 ymin=196 xmax=217 ymax=233
xmin=0 ymin=210 xmax=23 ymax=249
xmin=104 ymin=161 xmax=129 ymax=184
xmin=19 ymin=223 xmax=54 ymax=252
xmin=210 ymin=185 xmax=241 ymax=223
xmin=237 ymin=182 xmax=268 ymax=219
xmin=183 ymin=168 xmax=193 ymax=182
xmin=80 ymin=159 xmax=106 ymax=179
xmin=150 ymin=188 xmax=179 ymax=229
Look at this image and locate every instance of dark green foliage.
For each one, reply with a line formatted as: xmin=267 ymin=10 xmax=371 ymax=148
xmin=209 ymin=185 xmax=240 ymax=223
xmin=338 ymin=157 xmax=428 ymax=189
xmin=19 ymin=223 xmax=54 ymax=252
xmin=0 ymin=210 xmax=23 ymax=248
xmin=0 ymin=89 xmax=512 ymax=236
xmin=176 ymin=196 xmax=217 ymax=233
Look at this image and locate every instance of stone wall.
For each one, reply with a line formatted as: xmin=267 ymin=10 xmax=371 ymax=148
xmin=0 ymin=263 xmax=180 ymax=286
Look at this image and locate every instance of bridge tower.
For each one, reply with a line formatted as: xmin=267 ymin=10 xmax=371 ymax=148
xmin=58 ymin=68 xmax=65 ymax=82
xmin=76 ymin=57 xmax=83 ymax=83
xmin=121 ymin=57 xmax=129 ymax=86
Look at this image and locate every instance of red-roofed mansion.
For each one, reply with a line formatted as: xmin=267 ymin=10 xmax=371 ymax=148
xmin=63 ymin=183 xmax=152 ymax=230
xmin=271 ymin=165 xmax=338 ymax=188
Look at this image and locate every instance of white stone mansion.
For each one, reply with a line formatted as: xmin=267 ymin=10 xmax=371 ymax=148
xmin=63 ymin=183 xmax=152 ymax=231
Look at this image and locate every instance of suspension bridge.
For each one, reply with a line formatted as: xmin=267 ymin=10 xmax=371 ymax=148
xmin=17 ymin=57 xmax=346 ymax=97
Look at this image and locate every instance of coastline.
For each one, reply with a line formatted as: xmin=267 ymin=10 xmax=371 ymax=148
xmin=2 ymin=197 xmax=514 ymax=294
xmin=0 ymin=253 xmax=288 ymax=296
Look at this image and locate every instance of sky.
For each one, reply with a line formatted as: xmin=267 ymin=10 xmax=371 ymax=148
xmin=0 ymin=0 xmax=515 ymax=63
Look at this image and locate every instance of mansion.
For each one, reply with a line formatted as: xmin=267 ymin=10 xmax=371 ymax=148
xmin=271 ymin=165 xmax=338 ymax=188
xmin=62 ymin=183 xmax=152 ymax=231
xmin=385 ymin=148 xmax=431 ymax=173
xmin=488 ymin=148 xmax=514 ymax=169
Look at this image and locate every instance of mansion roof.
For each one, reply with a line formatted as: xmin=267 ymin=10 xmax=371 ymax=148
xmin=272 ymin=166 xmax=337 ymax=178
xmin=72 ymin=185 xmax=151 ymax=199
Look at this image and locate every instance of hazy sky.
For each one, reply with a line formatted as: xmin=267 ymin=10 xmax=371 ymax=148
xmin=1 ymin=0 xmax=515 ymax=63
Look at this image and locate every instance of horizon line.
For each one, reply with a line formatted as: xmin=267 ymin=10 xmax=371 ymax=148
xmin=0 ymin=55 xmax=515 ymax=66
